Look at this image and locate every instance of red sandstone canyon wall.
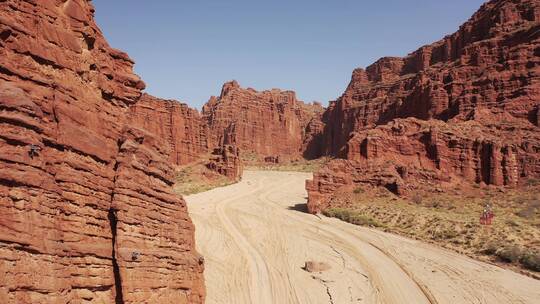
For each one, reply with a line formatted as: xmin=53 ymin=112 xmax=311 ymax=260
xmin=128 ymin=94 xmax=244 ymax=181
xmin=129 ymin=80 xmax=326 ymax=170
xmin=0 ymin=1 xmax=204 ymax=303
xmin=308 ymin=0 xmax=540 ymax=213
xmin=203 ymin=80 xmax=324 ymax=162
xmin=128 ymin=94 xmax=208 ymax=166
xmin=307 ymin=111 xmax=540 ymax=213
xmin=206 ymin=145 xmax=244 ymax=180
xmin=322 ymin=0 xmax=540 ymax=157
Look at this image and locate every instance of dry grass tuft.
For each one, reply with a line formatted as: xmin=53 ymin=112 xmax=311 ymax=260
xmin=174 ymin=160 xmax=235 ymax=196
xmin=321 ymin=185 xmax=540 ymax=274
xmin=245 ymin=157 xmax=332 ymax=173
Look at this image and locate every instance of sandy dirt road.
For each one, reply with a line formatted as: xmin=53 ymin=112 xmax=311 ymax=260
xmin=185 ymin=171 xmax=540 ymax=304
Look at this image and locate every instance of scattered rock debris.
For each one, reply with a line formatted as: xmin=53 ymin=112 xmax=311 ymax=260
xmin=303 ymin=261 xmax=331 ymax=273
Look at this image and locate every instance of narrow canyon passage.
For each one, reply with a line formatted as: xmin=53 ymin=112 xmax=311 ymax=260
xmin=186 ymin=171 xmax=540 ymax=304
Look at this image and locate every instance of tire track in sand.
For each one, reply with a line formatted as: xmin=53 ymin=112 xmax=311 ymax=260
xmin=187 ymin=171 xmax=540 ymax=304
xmin=260 ymin=182 xmax=434 ymax=304
xmin=214 ymin=177 xmax=274 ymax=304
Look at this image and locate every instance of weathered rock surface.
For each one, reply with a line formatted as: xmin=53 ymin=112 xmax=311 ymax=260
xmin=322 ymin=0 xmax=540 ymax=157
xmin=0 ymin=1 xmax=204 ymax=303
xmin=308 ymin=111 xmax=540 ymax=213
xmin=308 ymin=0 xmax=540 ymax=213
xmin=206 ymin=145 xmax=243 ymax=181
xmin=203 ymin=81 xmax=324 ymax=162
xmin=129 ymin=80 xmax=324 ymax=172
xmin=111 ymin=127 xmax=205 ymax=303
xmin=128 ymin=94 xmax=244 ymax=181
xmin=129 ymin=94 xmax=208 ymax=165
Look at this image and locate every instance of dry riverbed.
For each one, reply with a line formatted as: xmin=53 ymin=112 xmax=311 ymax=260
xmin=186 ymin=171 xmax=540 ymax=304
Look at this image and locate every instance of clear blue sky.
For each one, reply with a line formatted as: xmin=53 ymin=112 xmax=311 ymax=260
xmin=93 ymin=0 xmax=486 ymax=109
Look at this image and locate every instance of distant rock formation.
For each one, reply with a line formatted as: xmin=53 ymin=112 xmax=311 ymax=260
xmin=203 ymin=80 xmax=325 ymax=163
xmin=308 ymin=0 xmax=540 ymax=213
xmin=129 ymin=94 xmax=208 ymax=165
xmin=128 ymin=80 xmax=325 ymax=178
xmin=0 ymin=1 xmax=204 ymax=303
xmin=128 ymin=93 xmax=245 ymax=181
xmin=322 ymin=0 xmax=540 ymax=156
xmin=206 ymin=145 xmax=244 ymax=180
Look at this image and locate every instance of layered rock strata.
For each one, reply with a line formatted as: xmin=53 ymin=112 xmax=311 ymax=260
xmin=322 ymin=0 xmax=540 ymax=157
xmin=308 ymin=0 xmax=540 ymax=213
xmin=128 ymin=94 xmax=244 ymax=181
xmin=307 ymin=110 xmax=540 ymax=213
xmin=128 ymin=94 xmax=208 ymax=166
xmin=202 ymin=81 xmax=324 ymax=162
xmin=206 ymin=145 xmax=243 ymax=181
xmin=0 ymin=1 xmax=204 ymax=303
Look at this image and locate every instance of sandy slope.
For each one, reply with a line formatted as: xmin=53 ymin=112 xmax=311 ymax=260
xmin=185 ymin=171 xmax=540 ymax=304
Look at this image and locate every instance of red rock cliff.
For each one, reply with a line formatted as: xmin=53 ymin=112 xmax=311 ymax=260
xmin=128 ymin=94 xmax=244 ymax=181
xmin=309 ymin=0 xmax=540 ymax=213
xmin=128 ymin=94 xmax=208 ymax=165
xmin=308 ymin=111 xmax=540 ymax=213
xmin=206 ymin=145 xmax=244 ymax=180
xmin=203 ymin=80 xmax=324 ymax=162
xmin=0 ymin=1 xmax=204 ymax=303
xmin=322 ymin=0 xmax=540 ymax=157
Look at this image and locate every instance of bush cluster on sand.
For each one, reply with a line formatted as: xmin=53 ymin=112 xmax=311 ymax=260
xmin=483 ymin=242 xmax=540 ymax=272
xmin=323 ymin=208 xmax=383 ymax=228
xmin=520 ymin=252 xmax=540 ymax=272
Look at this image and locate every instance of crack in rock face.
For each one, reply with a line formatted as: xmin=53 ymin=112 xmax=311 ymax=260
xmin=108 ymin=208 xmax=124 ymax=304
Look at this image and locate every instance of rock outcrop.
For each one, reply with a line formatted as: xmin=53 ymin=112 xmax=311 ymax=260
xmin=307 ymin=110 xmax=540 ymax=213
xmin=203 ymin=81 xmax=324 ymax=162
xmin=206 ymin=145 xmax=243 ymax=181
xmin=129 ymin=80 xmax=325 ymax=172
xmin=0 ymin=1 xmax=204 ymax=303
xmin=308 ymin=0 xmax=540 ymax=213
xmin=129 ymin=94 xmax=208 ymax=165
xmin=128 ymin=94 xmax=244 ymax=181
xmin=322 ymin=0 xmax=540 ymax=157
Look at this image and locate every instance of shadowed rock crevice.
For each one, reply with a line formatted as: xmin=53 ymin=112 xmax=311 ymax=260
xmin=108 ymin=208 xmax=124 ymax=304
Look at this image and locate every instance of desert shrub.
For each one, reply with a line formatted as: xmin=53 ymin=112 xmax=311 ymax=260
xmin=496 ymin=246 xmax=522 ymax=263
xmin=505 ymin=219 xmax=520 ymax=227
xmin=438 ymin=229 xmax=459 ymax=239
xmin=411 ymin=193 xmax=423 ymax=205
xmin=516 ymin=199 xmax=540 ymax=219
xmin=429 ymin=200 xmax=442 ymax=208
xmin=353 ymin=187 xmax=365 ymax=194
xmin=520 ymin=252 xmax=540 ymax=272
xmin=323 ymin=208 xmax=383 ymax=228
xmin=482 ymin=241 xmax=500 ymax=255
xmin=526 ymin=178 xmax=540 ymax=187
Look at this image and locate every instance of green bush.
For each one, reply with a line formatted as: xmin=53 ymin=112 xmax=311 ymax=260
xmin=496 ymin=246 xmax=522 ymax=263
xmin=353 ymin=187 xmax=365 ymax=194
xmin=520 ymin=252 xmax=540 ymax=272
xmin=483 ymin=243 xmax=540 ymax=272
xmin=323 ymin=208 xmax=383 ymax=228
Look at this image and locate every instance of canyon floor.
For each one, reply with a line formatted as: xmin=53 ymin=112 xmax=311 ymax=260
xmin=185 ymin=171 xmax=540 ymax=304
